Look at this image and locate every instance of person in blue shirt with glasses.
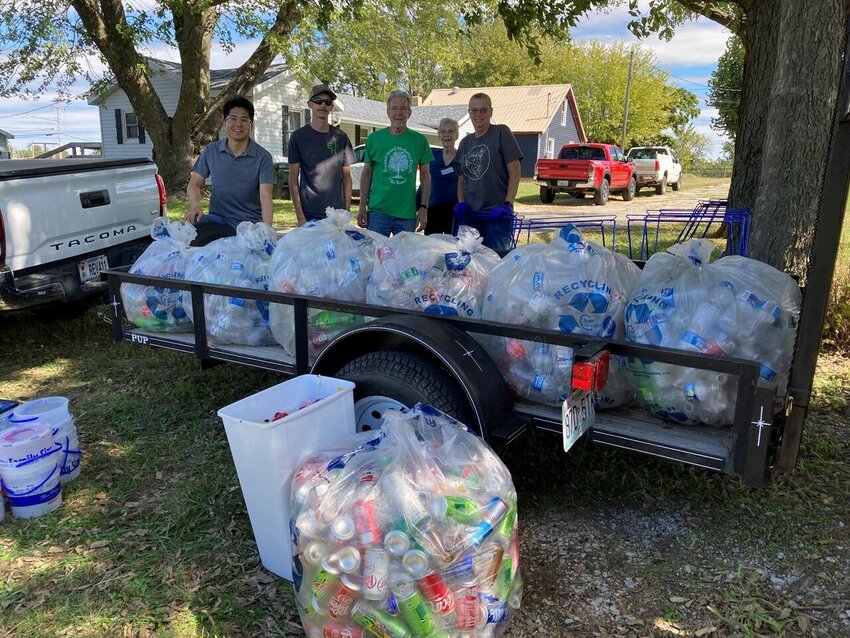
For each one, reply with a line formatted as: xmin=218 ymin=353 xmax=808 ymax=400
xmin=185 ymin=96 xmax=276 ymax=246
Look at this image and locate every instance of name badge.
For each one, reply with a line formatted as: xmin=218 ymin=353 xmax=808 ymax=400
xmin=441 ymin=166 xmax=455 ymax=175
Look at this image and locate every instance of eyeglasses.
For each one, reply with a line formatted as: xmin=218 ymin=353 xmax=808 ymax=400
xmin=468 ymin=107 xmax=491 ymax=115
xmin=311 ymin=98 xmax=334 ymax=106
xmin=225 ymin=115 xmax=252 ymax=125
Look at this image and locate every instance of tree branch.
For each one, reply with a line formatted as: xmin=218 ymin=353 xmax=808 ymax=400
xmin=675 ymin=0 xmax=744 ymax=34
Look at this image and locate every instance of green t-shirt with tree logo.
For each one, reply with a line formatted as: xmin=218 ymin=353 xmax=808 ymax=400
xmin=363 ymin=127 xmax=434 ymax=219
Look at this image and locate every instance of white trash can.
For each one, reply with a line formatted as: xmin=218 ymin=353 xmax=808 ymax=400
xmin=217 ymin=375 xmax=356 ymax=580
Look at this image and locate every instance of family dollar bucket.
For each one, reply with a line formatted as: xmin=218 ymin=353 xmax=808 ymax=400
xmin=0 ymin=423 xmax=62 ymax=519
xmin=5 ymin=396 xmax=81 ymax=483
xmin=217 ymin=375 xmax=357 ymax=580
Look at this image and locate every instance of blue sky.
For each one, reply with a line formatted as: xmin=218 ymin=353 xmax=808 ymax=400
xmin=0 ymin=5 xmax=731 ymax=157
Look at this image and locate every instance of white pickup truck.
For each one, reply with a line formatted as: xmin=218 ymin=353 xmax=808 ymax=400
xmin=0 ymin=158 xmax=165 ymax=311
xmin=625 ymin=146 xmax=682 ymax=195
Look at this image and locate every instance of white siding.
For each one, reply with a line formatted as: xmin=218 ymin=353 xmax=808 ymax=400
xmin=0 ymin=137 xmax=10 ymax=159
xmin=97 ymin=69 xmax=181 ymax=160
xmin=253 ymin=74 xmax=309 ymax=164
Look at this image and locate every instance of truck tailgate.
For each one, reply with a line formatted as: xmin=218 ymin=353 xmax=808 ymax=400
xmin=537 ymin=160 xmax=594 ymax=182
xmin=1 ymin=161 xmax=160 ymax=272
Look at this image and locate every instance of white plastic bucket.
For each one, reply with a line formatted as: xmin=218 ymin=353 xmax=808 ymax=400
xmin=5 ymin=397 xmax=81 ymax=483
xmin=0 ymin=424 xmax=63 ymax=519
xmin=217 ymin=375 xmax=357 ymax=581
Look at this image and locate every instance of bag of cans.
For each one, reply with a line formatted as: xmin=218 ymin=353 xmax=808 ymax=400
xmin=290 ymin=404 xmax=522 ymax=638
xmin=120 ymin=217 xmax=197 ymax=332
xmin=268 ymin=208 xmax=384 ymax=361
xmin=480 ymin=224 xmax=640 ymax=408
xmin=624 ymin=239 xmax=801 ymax=425
xmin=183 ymin=221 xmax=278 ymax=346
xmin=366 ymin=226 xmax=500 ymax=319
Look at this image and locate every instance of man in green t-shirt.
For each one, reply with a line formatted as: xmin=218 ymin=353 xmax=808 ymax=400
xmin=357 ymin=90 xmax=434 ymax=236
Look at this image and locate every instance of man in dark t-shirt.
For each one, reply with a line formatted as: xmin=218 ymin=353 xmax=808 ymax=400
xmin=288 ymin=84 xmax=355 ymax=225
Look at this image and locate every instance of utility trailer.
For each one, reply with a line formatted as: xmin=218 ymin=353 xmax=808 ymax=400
xmin=105 ymin=272 xmax=793 ymax=488
xmin=103 ymin=26 xmax=850 ymax=489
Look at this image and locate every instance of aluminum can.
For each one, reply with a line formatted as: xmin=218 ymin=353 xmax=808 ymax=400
xmin=440 ymin=553 xmax=474 ymax=583
xmin=328 ymin=574 xmax=361 ymax=619
xmin=416 ymin=571 xmax=455 ymax=618
xmin=401 ymin=549 xmax=430 ymax=579
xmin=312 ymin=554 xmax=341 ymax=603
xmin=296 ymin=510 xmax=325 ymax=539
xmin=384 ymin=529 xmax=411 ymax=557
xmin=428 ymin=495 xmax=480 ymax=524
xmin=467 ymin=497 xmax=509 ymax=548
xmin=335 ymin=545 xmax=362 ymax=574
xmin=322 ymin=619 xmax=365 ymax=638
xmin=494 ymin=556 xmax=513 ymax=600
xmin=493 ymin=498 xmax=517 ymax=543
xmin=454 ymin=581 xmax=481 ymax=630
xmin=393 ymin=579 xmax=436 ymax=638
xmin=352 ymin=498 xmax=382 ymax=546
xmin=331 ymin=515 xmax=356 ymax=543
xmin=350 ymin=599 xmax=413 ymax=638
xmin=362 ymin=547 xmax=390 ymax=600
xmin=302 ymin=540 xmax=329 ymax=567
xmin=482 ymin=594 xmax=509 ymax=624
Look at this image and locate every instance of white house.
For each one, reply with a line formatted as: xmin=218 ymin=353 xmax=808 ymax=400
xmin=0 ymin=128 xmax=13 ymax=159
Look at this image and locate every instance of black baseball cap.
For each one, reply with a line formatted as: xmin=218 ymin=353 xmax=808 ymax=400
xmin=310 ymin=84 xmax=337 ymax=101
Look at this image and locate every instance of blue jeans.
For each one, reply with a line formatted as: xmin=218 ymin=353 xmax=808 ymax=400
xmin=367 ymin=210 xmax=416 ymax=237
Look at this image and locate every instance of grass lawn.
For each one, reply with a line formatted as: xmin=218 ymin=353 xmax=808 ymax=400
xmin=0 ymin=182 xmax=848 ymax=637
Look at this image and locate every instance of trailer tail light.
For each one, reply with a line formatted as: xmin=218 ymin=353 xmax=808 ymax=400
xmin=155 ymin=173 xmax=167 ymax=216
xmin=572 ymin=350 xmax=610 ymax=393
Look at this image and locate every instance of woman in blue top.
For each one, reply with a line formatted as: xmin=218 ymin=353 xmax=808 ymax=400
xmin=424 ymin=118 xmax=460 ymax=235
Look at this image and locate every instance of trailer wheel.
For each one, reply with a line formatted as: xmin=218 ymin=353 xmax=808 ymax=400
xmin=539 ymin=186 xmax=556 ymax=204
xmin=336 ymin=350 xmax=474 ymax=433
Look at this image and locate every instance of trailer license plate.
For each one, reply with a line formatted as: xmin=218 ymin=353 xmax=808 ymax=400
xmin=562 ymin=389 xmax=595 ymax=453
xmin=78 ymin=254 xmax=109 ymax=283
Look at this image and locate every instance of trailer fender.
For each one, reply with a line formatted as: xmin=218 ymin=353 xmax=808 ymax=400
xmin=311 ymin=313 xmax=512 ymax=440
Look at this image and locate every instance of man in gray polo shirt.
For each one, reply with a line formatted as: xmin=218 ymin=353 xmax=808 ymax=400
xmin=288 ymin=84 xmax=355 ymax=225
xmin=186 ymin=96 xmax=276 ymax=245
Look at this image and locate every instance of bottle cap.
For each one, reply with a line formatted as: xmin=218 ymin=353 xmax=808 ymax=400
xmin=384 ymin=529 xmax=411 ymax=556
xmin=335 ymin=546 xmax=362 ymax=573
xmin=402 ymin=549 xmax=430 ymax=578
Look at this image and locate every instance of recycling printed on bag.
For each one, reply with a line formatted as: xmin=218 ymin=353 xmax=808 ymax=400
xmin=290 ymin=404 xmax=522 ymax=638
xmin=624 ymin=239 xmax=801 ymax=426
xmin=183 ymin=221 xmax=278 ymax=346
xmin=366 ymin=226 xmax=500 ymax=320
xmin=268 ymin=209 xmax=384 ymax=360
xmin=121 ymin=218 xmax=197 ymax=332
xmin=480 ymin=224 xmax=640 ymax=408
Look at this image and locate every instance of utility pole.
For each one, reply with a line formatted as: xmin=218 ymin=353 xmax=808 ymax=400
xmin=56 ymin=104 xmax=62 ymax=150
xmin=620 ymin=47 xmax=635 ymax=150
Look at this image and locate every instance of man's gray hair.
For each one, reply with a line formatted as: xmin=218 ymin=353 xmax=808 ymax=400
xmin=438 ymin=117 xmax=459 ymax=133
xmin=387 ymin=90 xmax=412 ymax=110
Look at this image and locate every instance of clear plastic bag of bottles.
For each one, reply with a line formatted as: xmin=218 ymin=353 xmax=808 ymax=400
xmin=366 ymin=226 xmax=500 ymax=319
xmin=182 ymin=221 xmax=278 ymax=346
xmin=624 ymin=239 xmax=801 ymax=426
xmin=480 ymin=224 xmax=641 ymax=407
xmin=290 ymin=404 xmax=522 ymax=638
xmin=120 ymin=217 xmax=197 ymax=333
xmin=268 ymin=209 xmax=384 ymax=360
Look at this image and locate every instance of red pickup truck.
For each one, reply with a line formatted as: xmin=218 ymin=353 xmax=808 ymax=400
xmin=534 ymin=143 xmax=637 ymax=206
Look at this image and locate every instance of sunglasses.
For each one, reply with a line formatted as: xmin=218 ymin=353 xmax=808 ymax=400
xmin=311 ymin=98 xmax=334 ymax=106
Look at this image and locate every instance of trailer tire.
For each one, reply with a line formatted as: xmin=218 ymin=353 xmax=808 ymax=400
xmin=336 ymin=350 xmax=474 ymax=433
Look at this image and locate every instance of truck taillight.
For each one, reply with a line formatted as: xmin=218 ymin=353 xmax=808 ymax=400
xmin=655 ymin=159 xmax=660 ymax=171
xmin=155 ymin=174 xmax=167 ymax=215
xmin=588 ymin=166 xmax=594 ymax=179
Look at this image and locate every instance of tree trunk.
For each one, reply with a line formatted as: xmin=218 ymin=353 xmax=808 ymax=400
xmin=731 ymin=0 xmax=849 ymax=281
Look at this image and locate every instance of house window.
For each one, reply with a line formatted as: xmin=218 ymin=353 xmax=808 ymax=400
xmin=546 ymin=138 xmax=555 ymax=158
xmin=561 ymin=98 xmax=568 ymax=127
xmin=283 ymin=107 xmax=304 ymax=153
xmin=125 ymin=113 xmax=140 ymax=140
